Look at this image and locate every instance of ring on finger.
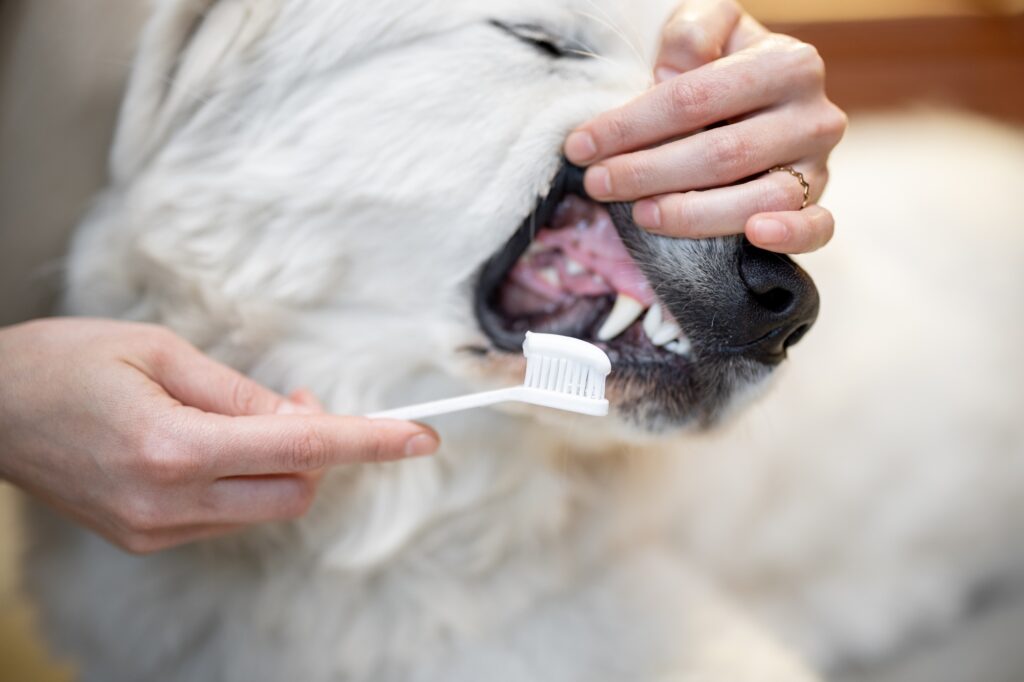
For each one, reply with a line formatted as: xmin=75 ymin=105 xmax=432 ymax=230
xmin=767 ymin=165 xmax=810 ymax=209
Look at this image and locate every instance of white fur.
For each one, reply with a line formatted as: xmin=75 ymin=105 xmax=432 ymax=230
xmin=26 ymin=0 xmax=1024 ymax=680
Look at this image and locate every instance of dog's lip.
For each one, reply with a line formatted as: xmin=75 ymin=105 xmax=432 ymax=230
xmin=473 ymin=161 xmax=693 ymax=367
xmin=473 ymin=162 xmax=586 ymax=352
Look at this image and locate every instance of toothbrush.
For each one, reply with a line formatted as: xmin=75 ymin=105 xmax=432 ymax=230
xmin=368 ymin=332 xmax=611 ymax=421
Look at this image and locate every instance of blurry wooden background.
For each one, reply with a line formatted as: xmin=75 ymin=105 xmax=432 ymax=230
xmin=751 ymin=0 xmax=1024 ymax=123
xmin=747 ymin=0 xmax=1024 ymax=20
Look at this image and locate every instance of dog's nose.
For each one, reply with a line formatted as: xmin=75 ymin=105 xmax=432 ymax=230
xmin=733 ymin=241 xmax=819 ymax=364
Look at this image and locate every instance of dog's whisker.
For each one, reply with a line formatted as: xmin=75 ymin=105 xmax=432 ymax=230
xmin=564 ymin=47 xmax=618 ymax=67
xmin=579 ymin=0 xmax=649 ymax=68
xmin=570 ymin=6 xmax=649 ymax=71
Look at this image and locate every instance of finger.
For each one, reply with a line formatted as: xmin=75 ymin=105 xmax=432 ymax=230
xmin=724 ymin=14 xmax=770 ymax=55
xmin=196 ymin=475 xmax=318 ymax=525
xmin=585 ymin=108 xmax=828 ymax=201
xmin=32 ymin=480 xmax=245 ymax=553
xmin=194 ymin=414 xmax=440 ymax=476
xmin=746 ymin=205 xmax=835 ymax=254
xmin=654 ymin=0 xmax=743 ymax=80
xmin=112 ymin=523 xmax=245 ymax=554
xmin=288 ymin=388 xmax=325 ymax=412
xmin=565 ymin=40 xmax=817 ymax=166
xmin=153 ymin=340 xmax=292 ymax=417
xmin=632 ymin=166 xmax=827 ymax=238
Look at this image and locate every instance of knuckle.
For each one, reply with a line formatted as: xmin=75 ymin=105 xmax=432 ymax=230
xmin=711 ymin=0 xmax=741 ymax=14
xmin=137 ymin=428 xmax=193 ymax=485
xmin=229 ymin=377 xmax=262 ymax=416
xmin=357 ymin=432 xmax=390 ymax=464
xmin=664 ymin=194 xmax=709 ymax=238
xmin=119 ymin=531 xmax=166 ymax=555
xmin=599 ymin=115 xmax=633 ymax=150
xmin=817 ymin=167 xmax=831 ymax=191
xmin=138 ymin=322 xmax=175 ymax=344
xmin=119 ymin=528 xmax=176 ymax=557
xmin=618 ymin=161 xmax=651 ymax=196
xmin=286 ymin=426 xmax=329 ymax=471
xmin=141 ymin=325 xmax=183 ymax=361
xmin=815 ymin=103 xmax=849 ymax=144
xmin=793 ymin=41 xmax=826 ymax=82
xmin=765 ymin=32 xmax=802 ymax=52
xmin=609 ymin=158 xmax=651 ymax=196
xmin=349 ymin=418 xmax=407 ymax=464
xmin=705 ymin=131 xmax=753 ymax=171
xmin=762 ymin=175 xmax=802 ymax=210
xmin=664 ymin=21 xmax=719 ymax=64
xmin=667 ymin=78 xmax=714 ymax=119
xmin=118 ymin=494 xmax=164 ymax=534
xmin=141 ymin=335 xmax=175 ymax=372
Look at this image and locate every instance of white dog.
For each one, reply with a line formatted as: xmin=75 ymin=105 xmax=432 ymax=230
xmin=25 ymin=1 xmax=1024 ymax=680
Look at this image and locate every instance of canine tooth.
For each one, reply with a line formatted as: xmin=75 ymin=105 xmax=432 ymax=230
xmin=565 ymin=259 xmax=586 ymax=276
xmin=651 ymin=319 xmax=682 ymax=346
xmin=597 ymin=294 xmax=645 ymax=341
xmin=539 ymin=267 xmax=560 ymax=287
xmin=665 ymin=337 xmax=692 ymax=356
xmin=642 ymin=304 xmax=663 ymax=339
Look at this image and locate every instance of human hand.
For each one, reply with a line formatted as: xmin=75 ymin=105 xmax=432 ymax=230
xmin=564 ymin=0 xmax=847 ymax=254
xmin=0 ymin=318 xmax=439 ymax=553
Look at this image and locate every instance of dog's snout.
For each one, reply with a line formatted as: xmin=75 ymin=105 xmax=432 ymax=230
xmin=734 ymin=241 xmax=819 ymax=364
xmin=602 ymin=201 xmax=819 ymax=371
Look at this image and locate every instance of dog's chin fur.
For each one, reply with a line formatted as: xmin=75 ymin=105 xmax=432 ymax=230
xmin=24 ymin=1 xmax=1024 ymax=680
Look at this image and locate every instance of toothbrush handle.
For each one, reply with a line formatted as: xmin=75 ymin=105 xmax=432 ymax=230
xmin=367 ymin=388 xmax=524 ymax=421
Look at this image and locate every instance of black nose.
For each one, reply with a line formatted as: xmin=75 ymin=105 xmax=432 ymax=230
xmin=733 ymin=241 xmax=819 ymax=364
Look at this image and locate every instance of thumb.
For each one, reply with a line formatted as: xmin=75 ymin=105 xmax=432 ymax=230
xmin=153 ymin=337 xmax=294 ymax=417
xmin=654 ymin=0 xmax=742 ymax=81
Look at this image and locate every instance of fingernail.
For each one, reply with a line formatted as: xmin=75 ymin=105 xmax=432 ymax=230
xmin=655 ymin=67 xmax=681 ymax=84
xmin=634 ymin=200 xmax=662 ymax=229
xmin=751 ymin=219 xmax=789 ymax=245
xmin=404 ymin=433 xmax=439 ymax=458
xmin=565 ymin=131 xmax=598 ymax=164
xmin=586 ymin=166 xmax=612 ymax=198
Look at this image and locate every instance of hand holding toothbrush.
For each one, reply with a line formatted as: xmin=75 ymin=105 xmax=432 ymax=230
xmin=0 ymin=318 xmax=439 ymax=554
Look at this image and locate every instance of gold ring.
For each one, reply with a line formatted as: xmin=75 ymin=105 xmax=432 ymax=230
xmin=767 ymin=166 xmax=810 ymax=209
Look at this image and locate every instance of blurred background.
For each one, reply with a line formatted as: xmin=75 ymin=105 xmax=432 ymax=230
xmin=1 ymin=1 xmax=1022 ymax=680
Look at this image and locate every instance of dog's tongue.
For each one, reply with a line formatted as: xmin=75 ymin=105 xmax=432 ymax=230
xmin=505 ymin=196 xmax=655 ymax=315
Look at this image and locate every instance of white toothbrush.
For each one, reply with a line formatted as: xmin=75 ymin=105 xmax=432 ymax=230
xmin=368 ymin=332 xmax=611 ymax=421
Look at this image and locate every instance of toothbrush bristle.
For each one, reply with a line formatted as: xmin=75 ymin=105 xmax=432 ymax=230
xmin=524 ymin=354 xmax=605 ymax=399
xmin=520 ymin=332 xmax=611 ymax=405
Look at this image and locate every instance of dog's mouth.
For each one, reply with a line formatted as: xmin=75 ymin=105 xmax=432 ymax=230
xmin=475 ymin=165 xmax=690 ymax=366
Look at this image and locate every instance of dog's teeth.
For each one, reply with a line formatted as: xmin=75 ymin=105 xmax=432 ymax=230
xmin=665 ymin=337 xmax=692 ymax=356
xmin=597 ymin=294 xmax=645 ymax=341
xmin=565 ymin=259 xmax=586 ymax=276
xmin=650 ymin=319 xmax=682 ymax=346
xmin=539 ymin=267 xmax=560 ymax=287
xmin=643 ymin=304 xmax=683 ymax=346
xmin=642 ymin=304 xmax=663 ymax=338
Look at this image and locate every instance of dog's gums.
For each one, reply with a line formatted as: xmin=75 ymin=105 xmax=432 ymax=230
xmin=476 ymin=165 xmax=699 ymax=377
xmin=497 ymin=195 xmax=691 ymax=354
